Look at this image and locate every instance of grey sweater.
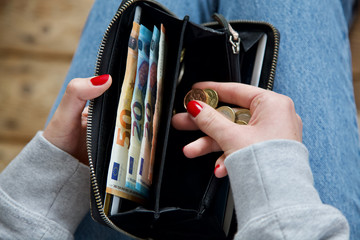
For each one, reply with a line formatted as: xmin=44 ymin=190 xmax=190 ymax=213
xmin=0 ymin=132 xmax=349 ymax=239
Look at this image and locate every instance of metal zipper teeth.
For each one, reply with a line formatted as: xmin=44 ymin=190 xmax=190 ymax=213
xmin=203 ymin=20 xmax=280 ymax=90
xmin=86 ymin=0 xmax=175 ymax=234
xmin=86 ymin=0 xmax=135 ymax=234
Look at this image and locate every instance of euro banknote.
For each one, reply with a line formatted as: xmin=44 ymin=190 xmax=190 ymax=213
xmin=125 ymin=24 xmax=152 ymax=191
xmin=136 ymin=26 xmax=160 ymax=197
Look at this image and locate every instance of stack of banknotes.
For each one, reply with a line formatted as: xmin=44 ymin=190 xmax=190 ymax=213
xmin=104 ymin=6 xmax=167 ymax=214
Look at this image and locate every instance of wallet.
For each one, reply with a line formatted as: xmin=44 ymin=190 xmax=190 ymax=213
xmin=87 ymin=0 xmax=280 ymax=239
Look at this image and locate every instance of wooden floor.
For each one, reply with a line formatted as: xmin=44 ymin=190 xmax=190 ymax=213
xmin=0 ymin=2 xmax=359 ymax=172
xmin=0 ymin=0 xmax=94 ymax=171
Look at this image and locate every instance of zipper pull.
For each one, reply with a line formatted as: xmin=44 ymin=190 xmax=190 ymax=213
xmin=212 ymin=13 xmax=240 ymax=54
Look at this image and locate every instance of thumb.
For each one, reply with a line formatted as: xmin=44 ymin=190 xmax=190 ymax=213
xmin=186 ymin=100 xmax=237 ymax=153
xmin=44 ymin=75 xmax=112 ymax=161
xmin=57 ymin=74 xmax=112 ymax=117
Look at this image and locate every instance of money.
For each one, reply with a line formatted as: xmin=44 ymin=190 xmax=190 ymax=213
xmin=183 ymin=88 xmax=208 ymax=109
xmin=204 ymin=89 xmax=219 ymax=108
xmin=148 ymin=24 xmax=167 ymax=184
xmin=105 ymin=6 xmax=144 ymax=213
xmin=136 ymin=26 xmax=160 ymax=198
xmin=234 ymin=108 xmax=251 ymax=125
xmin=177 ymin=49 xmax=186 ymax=85
xmin=216 ymin=106 xmax=236 ymax=122
xmin=183 ymin=88 xmax=219 ymax=109
xmin=183 ymin=88 xmax=250 ymax=125
xmin=126 ymin=24 xmax=153 ymax=191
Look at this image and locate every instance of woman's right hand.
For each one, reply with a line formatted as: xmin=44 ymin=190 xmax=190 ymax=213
xmin=172 ymin=82 xmax=303 ymax=178
xmin=43 ymin=75 xmax=112 ymax=165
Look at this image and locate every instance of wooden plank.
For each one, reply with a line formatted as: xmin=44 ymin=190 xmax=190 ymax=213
xmin=0 ymin=52 xmax=69 ymax=141
xmin=0 ymin=0 xmax=94 ymax=56
xmin=350 ymin=13 xmax=360 ymax=80
xmin=350 ymin=12 xmax=360 ymax=113
xmin=354 ymin=78 xmax=360 ymax=112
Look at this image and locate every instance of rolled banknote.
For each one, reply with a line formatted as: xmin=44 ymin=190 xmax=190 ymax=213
xmin=136 ymin=26 xmax=160 ymax=197
xmin=126 ymin=25 xmax=152 ymax=191
xmin=105 ymin=6 xmax=144 ymax=214
xmin=148 ymin=24 xmax=167 ymax=184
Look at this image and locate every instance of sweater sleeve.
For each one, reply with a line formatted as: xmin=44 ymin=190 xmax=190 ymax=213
xmin=224 ymin=140 xmax=349 ymax=240
xmin=0 ymin=131 xmax=90 ymax=240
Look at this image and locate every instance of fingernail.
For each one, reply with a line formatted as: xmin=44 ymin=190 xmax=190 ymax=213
xmin=187 ymin=101 xmax=203 ymax=118
xmin=91 ymin=74 xmax=109 ymax=86
xmin=214 ymin=164 xmax=220 ymax=174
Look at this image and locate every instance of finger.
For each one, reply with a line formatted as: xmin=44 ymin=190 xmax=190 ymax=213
xmin=52 ymin=75 xmax=111 ymax=128
xmin=296 ymin=114 xmax=303 ymax=141
xmin=44 ymin=75 xmax=112 ymax=158
xmin=192 ymin=81 xmax=267 ymax=109
xmin=82 ymin=106 xmax=89 ymax=117
xmin=172 ymin=112 xmax=199 ymax=130
xmin=81 ymin=107 xmax=89 ymax=129
xmin=183 ymin=136 xmax=221 ymax=158
xmin=58 ymin=74 xmax=112 ymax=117
xmin=186 ymin=100 xmax=240 ymax=149
xmin=214 ymin=154 xmax=228 ymax=178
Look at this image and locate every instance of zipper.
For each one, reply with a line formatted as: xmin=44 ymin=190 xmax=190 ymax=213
xmin=203 ymin=19 xmax=280 ymax=90
xmin=212 ymin=13 xmax=242 ymax=83
xmin=213 ymin=13 xmax=240 ymax=54
xmin=86 ymin=0 xmax=175 ymax=235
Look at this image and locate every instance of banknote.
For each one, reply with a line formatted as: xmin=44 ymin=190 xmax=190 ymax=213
xmin=105 ymin=6 xmax=144 ymax=214
xmin=125 ymin=24 xmax=153 ymax=191
xmin=136 ymin=26 xmax=160 ymax=197
xmin=148 ymin=24 xmax=167 ymax=184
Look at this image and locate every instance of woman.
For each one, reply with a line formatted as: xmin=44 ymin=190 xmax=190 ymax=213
xmin=48 ymin=1 xmax=359 ymax=237
xmin=0 ymin=75 xmax=349 ymax=239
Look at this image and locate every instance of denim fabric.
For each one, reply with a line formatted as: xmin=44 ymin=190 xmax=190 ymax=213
xmin=46 ymin=0 xmax=360 ymax=239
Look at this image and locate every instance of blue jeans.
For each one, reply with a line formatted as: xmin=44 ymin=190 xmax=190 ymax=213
xmin=48 ymin=0 xmax=360 ymax=239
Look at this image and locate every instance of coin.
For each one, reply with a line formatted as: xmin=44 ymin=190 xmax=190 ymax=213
xmin=180 ymin=48 xmax=186 ymax=63
xmin=234 ymin=108 xmax=251 ymax=125
xmin=204 ymin=89 xmax=219 ymax=108
xmin=235 ymin=120 xmax=249 ymax=125
xmin=216 ymin=106 xmax=236 ymax=122
xmin=184 ymin=88 xmax=208 ymax=109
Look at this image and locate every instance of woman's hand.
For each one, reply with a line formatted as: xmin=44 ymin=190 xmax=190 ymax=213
xmin=43 ymin=75 xmax=112 ymax=165
xmin=172 ymin=81 xmax=302 ymax=178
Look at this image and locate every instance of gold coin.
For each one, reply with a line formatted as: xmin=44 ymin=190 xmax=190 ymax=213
xmin=204 ymin=89 xmax=219 ymax=108
xmin=235 ymin=120 xmax=249 ymax=125
xmin=235 ymin=108 xmax=251 ymax=125
xmin=184 ymin=88 xmax=208 ymax=109
xmin=180 ymin=48 xmax=186 ymax=62
xmin=216 ymin=106 xmax=235 ymax=122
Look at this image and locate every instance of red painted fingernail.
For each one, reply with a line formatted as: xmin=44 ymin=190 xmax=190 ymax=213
xmin=214 ymin=164 xmax=220 ymax=174
xmin=187 ymin=101 xmax=203 ymax=117
xmin=91 ymin=74 xmax=109 ymax=86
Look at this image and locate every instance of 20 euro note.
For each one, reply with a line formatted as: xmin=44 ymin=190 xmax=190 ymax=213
xmin=125 ymin=25 xmax=153 ymax=191
xmin=148 ymin=24 xmax=167 ymax=184
xmin=105 ymin=6 xmax=144 ymax=214
xmin=136 ymin=26 xmax=160 ymax=197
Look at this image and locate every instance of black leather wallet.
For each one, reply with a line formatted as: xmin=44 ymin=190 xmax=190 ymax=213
xmin=87 ymin=1 xmax=279 ymax=239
